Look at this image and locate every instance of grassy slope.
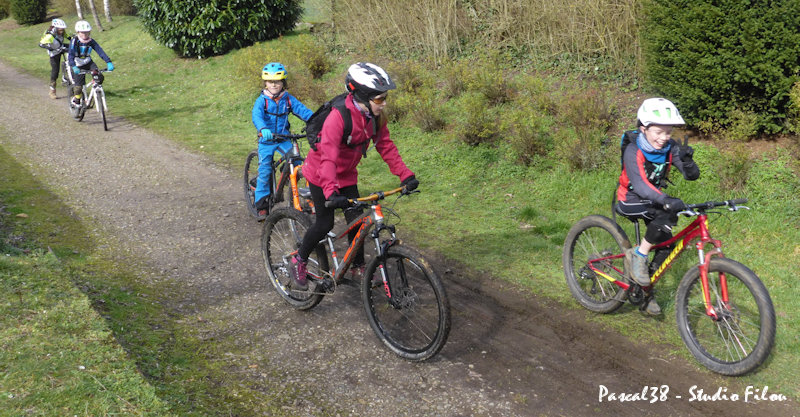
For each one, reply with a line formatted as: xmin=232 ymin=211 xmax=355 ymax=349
xmin=1 ymin=13 xmax=798 ymax=403
xmin=0 ymin=140 xmax=173 ymax=416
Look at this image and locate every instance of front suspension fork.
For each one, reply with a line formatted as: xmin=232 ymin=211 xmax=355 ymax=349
xmin=697 ymin=240 xmax=725 ymax=320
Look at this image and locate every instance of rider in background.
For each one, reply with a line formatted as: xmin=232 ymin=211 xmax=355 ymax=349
xmin=616 ymin=98 xmax=700 ymax=315
xmin=288 ymin=62 xmax=419 ymax=290
xmin=251 ymin=62 xmax=314 ymax=219
xmin=67 ymin=20 xmax=114 ymax=107
xmin=38 ymin=18 xmax=70 ymax=99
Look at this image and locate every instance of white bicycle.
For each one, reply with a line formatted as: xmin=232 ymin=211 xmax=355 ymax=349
xmin=68 ymin=68 xmax=109 ymax=131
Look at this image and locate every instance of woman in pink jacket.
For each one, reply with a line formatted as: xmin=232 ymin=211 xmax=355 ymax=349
xmin=289 ymin=62 xmax=419 ymax=290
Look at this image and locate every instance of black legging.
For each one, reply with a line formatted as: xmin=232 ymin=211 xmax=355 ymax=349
xmin=298 ymin=183 xmax=364 ymax=265
xmin=615 ymin=200 xmax=678 ymax=244
xmin=49 ymin=54 xmax=64 ymax=83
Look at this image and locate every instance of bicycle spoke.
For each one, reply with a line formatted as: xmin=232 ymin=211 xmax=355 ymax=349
xmin=676 ymin=258 xmax=774 ymax=375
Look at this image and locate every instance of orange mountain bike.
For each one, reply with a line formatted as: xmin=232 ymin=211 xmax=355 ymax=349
xmin=261 ymin=187 xmax=451 ymax=361
xmin=243 ymin=134 xmax=314 ymax=220
xmin=563 ymin=198 xmax=775 ymax=376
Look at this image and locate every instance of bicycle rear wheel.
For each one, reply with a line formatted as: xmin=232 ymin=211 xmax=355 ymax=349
xmin=97 ymin=90 xmax=108 ymax=131
xmin=362 ymin=244 xmax=450 ymax=361
xmin=262 ymin=208 xmax=329 ymax=310
xmin=675 ymin=258 xmax=775 ymax=376
xmin=243 ymin=150 xmax=261 ymax=219
xmin=562 ymin=215 xmax=631 ymax=313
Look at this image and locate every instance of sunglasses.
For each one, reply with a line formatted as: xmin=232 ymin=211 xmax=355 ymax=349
xmin=370 ymin=94 xmax=388 ymax=104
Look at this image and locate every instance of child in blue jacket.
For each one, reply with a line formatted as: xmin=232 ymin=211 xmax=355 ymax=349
xmin=251 ymin=62 xmax=313 ymax=218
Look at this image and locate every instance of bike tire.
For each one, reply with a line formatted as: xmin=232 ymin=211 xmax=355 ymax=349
xmin=261 ymin=208 xmax=329 ymax=310
xmin=562 ymin=215 xmax=631 ymax=313
xmin=98 ymin=90 xmax=108 ymax=131
xmin=675 ymin=258 xmax=775 ymax=376
xmin=362 ymin=244 xmax=450 ymax=361
xmin=243 ymin=150 xmax=261 ymax=219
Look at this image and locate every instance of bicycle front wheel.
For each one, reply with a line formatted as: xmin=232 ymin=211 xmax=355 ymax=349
xmin=362 ymin=245 xmax=450 ymax=361
xmin=243 ymin=150 xmax=261 ymax=219
xmin=675 ymin=258 xmax=775 ymax=376
xmin=97 ymin=90 xmax=108 ymax=131
xmin=261 ymin=208 xmax=329 ymax=310
xmin=562 ymin=215 xmax=631 ymax=313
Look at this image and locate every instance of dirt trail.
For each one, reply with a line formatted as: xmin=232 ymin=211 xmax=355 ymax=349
xmin=1 ymin=61 xmax=796 ymax=416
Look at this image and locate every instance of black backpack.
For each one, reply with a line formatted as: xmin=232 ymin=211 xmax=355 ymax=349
xmin=619 ymin=130 xmax=638 ymax=169
xmin=303 ymin=93 xmax=353 ymax=151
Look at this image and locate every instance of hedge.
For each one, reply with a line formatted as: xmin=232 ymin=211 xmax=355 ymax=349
xmin=134 ymin=0 xmax=303 ymax=57
xmin=642 ymin=0 xmax=800 ymax=134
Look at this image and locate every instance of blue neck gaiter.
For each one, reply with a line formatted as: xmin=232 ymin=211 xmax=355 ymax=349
xmin=636 ymin=132 xmax=670 ymax=163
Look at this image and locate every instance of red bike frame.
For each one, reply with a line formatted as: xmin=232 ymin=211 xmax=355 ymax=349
xmin=589 ymin=212 xmax=726 ymax=319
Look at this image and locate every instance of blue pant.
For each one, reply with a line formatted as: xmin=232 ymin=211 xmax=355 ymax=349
xmin=255 ymin=140 xmax=292 ymax=207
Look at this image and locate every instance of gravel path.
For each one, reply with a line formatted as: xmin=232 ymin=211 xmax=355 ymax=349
xmin=1 ymin=60 xmax=796 ymax=416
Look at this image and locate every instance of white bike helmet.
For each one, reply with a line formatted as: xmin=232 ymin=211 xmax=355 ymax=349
xmin=637 ymin=98 xmax=685 ymax=126
xmin=52 ymin=19 xmax=67 ymax=29
xmin=75 ymin=20 xmax=92 ymax=32
xmin=345 ymin=62 xmax=395 ymax=104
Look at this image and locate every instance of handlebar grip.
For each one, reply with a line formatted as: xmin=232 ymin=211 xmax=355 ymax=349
xmin=729 ymin=198 xmax=748 ymax=206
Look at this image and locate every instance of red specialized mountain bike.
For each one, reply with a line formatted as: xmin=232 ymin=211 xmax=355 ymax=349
xmin=563 ymin=198 xmax=775 ymax=376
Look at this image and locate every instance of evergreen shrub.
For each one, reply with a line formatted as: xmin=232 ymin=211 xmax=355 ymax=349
xmin=642 ymin=0 xmax=800 ymax=134
xmin=0 ymin=0 xmax=9 ymax=20
xmin=135 ymin=0 xmax=303 ymax=57
xmin=10 ymin=0 xmax=46 ymax=25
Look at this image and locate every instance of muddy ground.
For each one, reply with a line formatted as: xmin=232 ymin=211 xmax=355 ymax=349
xmin=1 ymin=61 xmax=796 ymax=416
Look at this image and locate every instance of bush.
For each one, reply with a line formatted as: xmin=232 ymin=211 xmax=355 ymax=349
xmin=714 ymin=142 xmax=753 ymax=193
xmin=231 ymin=35 xmax=332 ymax=110
xmin=0 ymin=0 xmax=9 ymax=20
xmin=135 ymin=0 xmax=303 ymax=57
xmin=10 ymin=0 xmax=46 ymax=25
xmin=787 ymin=81 xmax=800 ymax=134
xmin=453 ymin=92 xmax=498 ymax=146
xmin=502 ymin=108 xmax=553 ymax=166
xmin=642 ymin=0 xmax=800 ymax=134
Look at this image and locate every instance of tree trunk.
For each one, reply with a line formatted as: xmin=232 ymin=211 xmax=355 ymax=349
xmin=87 ymin=0 xmax=104 ymax=31
xmin=103 ymin=0 xmax=112 ymax=22
xmin=75 ymin=0 xmax=83 ymax=19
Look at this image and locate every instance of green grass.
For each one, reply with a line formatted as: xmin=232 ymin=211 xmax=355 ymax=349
xmin=1 ymin=10 xmax=799 ymax=404
xmin=0 ymin=139 xmax=323 ymax=416
xmin=0 ymin=251 xmax=172 ymax=416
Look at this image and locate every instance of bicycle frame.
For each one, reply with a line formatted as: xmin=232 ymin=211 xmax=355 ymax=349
xmin=312 ymin=189 xmax=403 ymax=293
xmin=272 ymin=139 xmax=314 ymax=213
xmin=588 ymin=212 xmax=726 ymax=319
xmin=84 ymin=82 xmax=106 ymax=113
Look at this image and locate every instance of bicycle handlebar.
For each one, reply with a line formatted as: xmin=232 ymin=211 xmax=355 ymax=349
xmin=679 ymin=198 xmax=749 ymax=215
xmin=272 ymin=133 xmax=307 ymax=140
xmin=77 ymin=69 xmax=110 ymax=75
xmin=687 ymin=198 xmax=747 ymax=210
xmin=324 ymin=187 xmax=410 ymax=208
